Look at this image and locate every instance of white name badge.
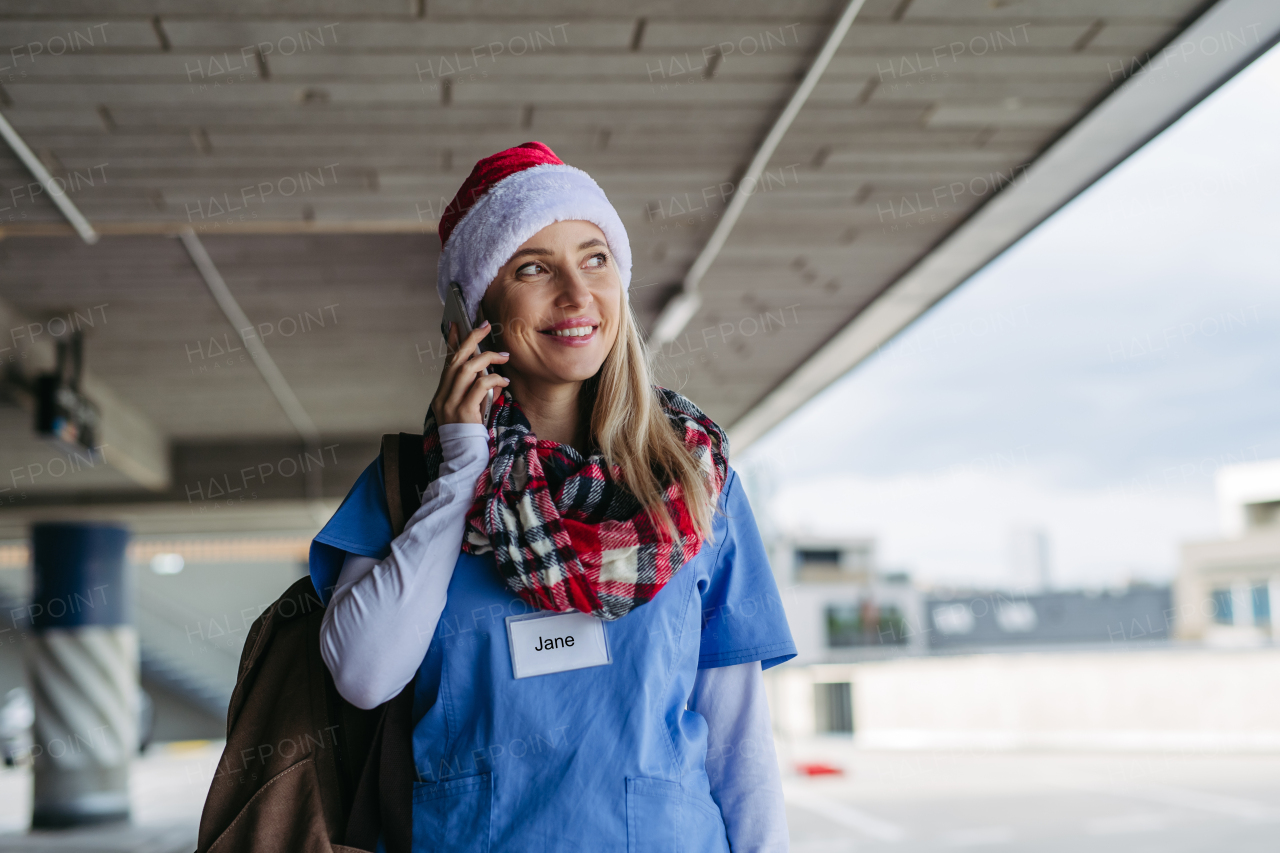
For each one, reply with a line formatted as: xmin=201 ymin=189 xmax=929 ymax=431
xmin=506 ymin=611 xmax=612 ymax=679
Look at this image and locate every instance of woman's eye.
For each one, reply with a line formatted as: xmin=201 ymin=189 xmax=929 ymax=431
xmin=517 ymin=262 xmax=546 ymax=277
xmin=584 ymin=252 xmax=608 ymax=268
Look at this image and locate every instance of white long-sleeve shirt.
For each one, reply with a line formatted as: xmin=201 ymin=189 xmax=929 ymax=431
xmin=319 ymin=422 xmax=788 ymax=851
xmin=320 ymin=423 xmax=490 ymax=710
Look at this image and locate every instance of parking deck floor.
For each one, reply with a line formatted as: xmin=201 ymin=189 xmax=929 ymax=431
xmin=1 ymin=741 xmax=1278 ymax=851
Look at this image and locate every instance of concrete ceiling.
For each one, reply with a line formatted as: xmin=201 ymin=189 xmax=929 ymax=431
xmin=0 ymin=0 xmax=1275 ymax=534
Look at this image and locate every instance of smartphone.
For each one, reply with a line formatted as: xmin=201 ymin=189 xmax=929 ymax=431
xmin=440 ymin=281 xmax=494 ymax=424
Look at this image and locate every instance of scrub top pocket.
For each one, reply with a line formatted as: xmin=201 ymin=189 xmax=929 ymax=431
xmin=626 ymin=777 xmax=683 ymax=853
xmin=413 ymin=772 xmax=492 ymax=853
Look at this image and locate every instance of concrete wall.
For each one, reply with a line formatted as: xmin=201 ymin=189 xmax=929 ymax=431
xmin=766 ymin=647 xmax=1280 ymax=751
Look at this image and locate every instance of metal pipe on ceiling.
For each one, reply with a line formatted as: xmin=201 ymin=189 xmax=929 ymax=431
xmin=0 ymin=109 xmax=99 ymax=245
xmin=178 ymin=229 xmax=325 ymax=500
xmin=647 ymin=0 xmax=869 ymax=346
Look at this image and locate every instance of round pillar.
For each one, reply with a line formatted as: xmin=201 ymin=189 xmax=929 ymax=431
xmin=26 ymin=522 xmax=137 ymax=828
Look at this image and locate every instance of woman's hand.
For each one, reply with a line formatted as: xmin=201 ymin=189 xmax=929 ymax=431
xmin=431 ymin=322 xmax=510 ymax=425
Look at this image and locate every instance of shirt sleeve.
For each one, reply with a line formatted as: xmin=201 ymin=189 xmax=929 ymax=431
xmin=319 ymin=423 xmax=491 ymax=709
xmin=698 ymin=470 xmax=797 ymax=671
xmin=690 ymin=661 xmax=789 ymax=853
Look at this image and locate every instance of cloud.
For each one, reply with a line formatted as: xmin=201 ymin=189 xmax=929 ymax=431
xmin=768 ymin=467 xmax=1217 ymax=589
xmin=742 ymin=44 xmax=1280 ymax=588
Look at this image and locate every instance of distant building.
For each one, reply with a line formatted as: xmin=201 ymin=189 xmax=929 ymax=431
xmin=768 ymin=537 xmax=1174 ymax=738
xmin=1177 ymin=459 xmax=1280 ymax=643
xmin=1007 ymin=525 xmax=1052 ymax=592
xmin=774 ymin=537 xmax=1172 ymax=660
xmin=770 ymin=538 xmax=927 ymax=666
xmin=925 ymin=586 xmax=1172 ymax=650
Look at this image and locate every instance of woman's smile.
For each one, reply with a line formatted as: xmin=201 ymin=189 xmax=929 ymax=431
xmin=540 ymin=317 xmax=599 ymax=346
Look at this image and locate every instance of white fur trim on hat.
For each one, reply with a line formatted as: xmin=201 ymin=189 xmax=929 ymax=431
xmin=436 ymin=163 xmax=632 ymax=321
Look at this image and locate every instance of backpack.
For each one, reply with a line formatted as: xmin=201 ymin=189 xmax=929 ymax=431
xmin=196 ymin=434 xmax=428 ymax=853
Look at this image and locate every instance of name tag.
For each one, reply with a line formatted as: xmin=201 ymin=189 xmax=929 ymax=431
xmin=506 ymin=611 xmax=611 ymax=679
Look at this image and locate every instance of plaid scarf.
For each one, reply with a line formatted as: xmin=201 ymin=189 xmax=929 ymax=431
xmin=421 ymin=387 xmax=728 ymax=620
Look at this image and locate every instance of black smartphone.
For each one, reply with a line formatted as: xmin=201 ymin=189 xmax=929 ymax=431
xmin=440 ymin=281 xmax=493 ymax=423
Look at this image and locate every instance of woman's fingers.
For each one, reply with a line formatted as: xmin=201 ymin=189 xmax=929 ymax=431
xmin=459 ymin=372 xmax=512 ymax=420
xmin=439 ymin=323 xmax=491 ymax=385
xmin=432 ymin=318 xmax=510 ymax=424
xmin=442 ymin=350 xmax=510 ymax=411
xmin=432 ymin=321 xmax=499 ymax=424
xmin=440 ymin=323 xmax=486 ymax=387
xmin=448 ymin=322 xmax=490 ymax=365
xmin=451 ymin=349 xmax=510 ymax=383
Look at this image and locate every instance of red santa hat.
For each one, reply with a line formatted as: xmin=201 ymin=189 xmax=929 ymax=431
xmin=437 ymin=141 xmax=632 ymax=321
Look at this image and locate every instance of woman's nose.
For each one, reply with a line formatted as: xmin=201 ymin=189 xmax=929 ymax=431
xmin=555 ymin=268 xmax=594 ymax=309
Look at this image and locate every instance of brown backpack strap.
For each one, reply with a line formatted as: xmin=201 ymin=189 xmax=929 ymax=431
xmin=379 ymin=683 xmax=416 ymax=852
xmin=382 ymin=432 xmax=429 ymax=538
xmin=346 ymin=435 xmax=430 ymax=850
xmin=341 ymin=683 xmax=415 ymax=853
xmin=381 ymin=434 xmax=405 ymax=536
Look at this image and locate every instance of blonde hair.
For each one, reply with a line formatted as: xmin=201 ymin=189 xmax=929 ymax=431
xmin=588 ymin=297 xmax=717 ymax=542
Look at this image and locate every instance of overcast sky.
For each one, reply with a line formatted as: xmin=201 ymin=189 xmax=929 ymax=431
xmin=741 ymin=43 xmax=1280 ymax=591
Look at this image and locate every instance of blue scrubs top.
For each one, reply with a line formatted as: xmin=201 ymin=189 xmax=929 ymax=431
xmin=311 ymin=454 xmax=796 ymax=853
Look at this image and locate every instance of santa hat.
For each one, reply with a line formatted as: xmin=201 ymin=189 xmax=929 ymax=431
xmin=437 ymin=141 xmax=632 ymax=321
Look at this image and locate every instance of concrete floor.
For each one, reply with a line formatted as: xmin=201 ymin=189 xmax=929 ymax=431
xmin=0 ymin=741 xmax=217 ymax=852
xmin=0 ymin=741 xmax=1278 ymax=851
xmin=782 ymin=740 xmax=1280 ymax=852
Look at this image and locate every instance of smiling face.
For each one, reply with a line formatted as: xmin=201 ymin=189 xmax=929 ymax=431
xmin=480 ymin=219 xmax=622 ymax=393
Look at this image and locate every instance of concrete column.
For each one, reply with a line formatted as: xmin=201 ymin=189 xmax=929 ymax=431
xmin=25 ymin=522 xmax=137 ymax=828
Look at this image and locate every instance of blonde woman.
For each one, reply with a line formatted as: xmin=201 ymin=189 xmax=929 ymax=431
xmin=311 ymin=143 xmax=796 ymax=852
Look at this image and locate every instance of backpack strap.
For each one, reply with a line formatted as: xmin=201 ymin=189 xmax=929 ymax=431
xmin=381 ymin=432 xmax=429 ymax=537
xmin=381 ymin=434 xmax=404 ymax=536
xmin=342 ymin=434 xmax=431 ymax=851
xmin=342 ymin=683 xmax=414 ymax=853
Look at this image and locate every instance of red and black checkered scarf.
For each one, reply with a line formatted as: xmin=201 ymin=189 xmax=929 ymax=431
xmin=422 ymin=387 xmax=728 ymax=620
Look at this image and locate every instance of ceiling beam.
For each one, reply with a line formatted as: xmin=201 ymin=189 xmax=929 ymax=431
xmin=0 ymin=499 xmax=340 ymax=541
xmin=728 ymin=0 xmax=1280 ymax=451
xmin=0 ymin=435 xmax=381 ymax=539
xmin=0 ymin=220 xmax=435 ymax=239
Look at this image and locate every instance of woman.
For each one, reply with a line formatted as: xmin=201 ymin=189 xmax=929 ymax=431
xmin=310 ymin=142 xmax=796 ymax=852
